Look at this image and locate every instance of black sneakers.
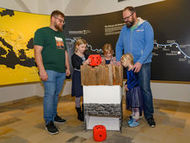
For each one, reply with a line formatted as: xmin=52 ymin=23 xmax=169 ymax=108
xmin=54 ymin=114 xmax=66 ymax=123
xmin=45 ymin=121 xmax=59 ymax=135
xmin=147 ymin=117 xmax=156 ymax=128
xmin=45 ymin=115 xmax=66 ymax=135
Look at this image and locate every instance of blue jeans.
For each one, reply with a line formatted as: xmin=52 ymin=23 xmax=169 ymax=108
xmin=43 ymin=70 xmax=66 ymax=124
xmin=138 ymin=63 xmax=154 ymax=120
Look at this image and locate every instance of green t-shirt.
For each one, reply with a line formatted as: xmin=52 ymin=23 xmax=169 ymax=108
xmin=33 ymin=27 xmax=67 ymax=73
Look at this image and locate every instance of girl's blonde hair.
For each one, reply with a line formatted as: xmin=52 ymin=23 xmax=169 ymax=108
xmin=102 ymin=43 xmax=114 ymax=55
xmin=75 ymin=38 xmax=87 ymax=52
xmin=121 ymin=53 xmax=134 ymax=65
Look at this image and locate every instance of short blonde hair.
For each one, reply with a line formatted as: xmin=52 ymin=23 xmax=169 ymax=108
xmin=121 ymin=53 xmax=134 ymax=65
xmin=102 ymin=43 xmax=114 ymax=55
xmin=74 ymin=38 xmax=87 ymax=52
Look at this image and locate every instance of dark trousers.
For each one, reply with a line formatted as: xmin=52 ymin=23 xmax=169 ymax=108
xmin=138 ymin=63 xmax=154 ymax=120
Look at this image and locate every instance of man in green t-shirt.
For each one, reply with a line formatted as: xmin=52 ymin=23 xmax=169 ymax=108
xmin=34 ymin=10 xmax=70 ymax=135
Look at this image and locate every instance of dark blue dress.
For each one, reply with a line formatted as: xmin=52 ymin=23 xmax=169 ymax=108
xmin=105 ymin=60 xmax=111 ymax=64
xmin=71 ymin=53 xmax=88 ymax=97
xmin=126 ymin=69 xmax=143 ymax=110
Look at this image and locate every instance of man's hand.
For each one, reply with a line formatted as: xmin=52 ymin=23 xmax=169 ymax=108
xmin=39 ymin=70 xmax=48 ymax=81
xmin=133 ymin=62 xmax=142 ymax=73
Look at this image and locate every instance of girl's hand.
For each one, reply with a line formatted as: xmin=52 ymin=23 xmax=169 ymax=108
xmin=116 ymin=61 xmax=121 ymax=66
xmin=101 ymin=58 xmax=106 ymax=64
xmin=84 ymin=58 xmax=91 ymax=65
xmin=124 ymin=85 xmax=128 ymax=91
xmin=66 ymin=68 xmax=70 ymax=76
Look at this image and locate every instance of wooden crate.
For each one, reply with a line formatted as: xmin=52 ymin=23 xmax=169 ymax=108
xmin=81 ymin=64 xmax=123 ymax=86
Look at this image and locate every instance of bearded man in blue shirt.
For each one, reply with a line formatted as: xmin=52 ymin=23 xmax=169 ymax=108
xmin=116 ymin=6 xmax=156 ymax=127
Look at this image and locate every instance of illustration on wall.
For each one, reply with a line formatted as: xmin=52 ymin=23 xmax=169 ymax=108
xmin=0 ymin=8 xmax=50 ymax=85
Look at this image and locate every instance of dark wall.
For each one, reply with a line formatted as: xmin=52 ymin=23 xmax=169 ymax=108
xmin=137 ymin=0 xmax=190 ymax=81
xmin=64 ymin=0 xmax=190 ymax=81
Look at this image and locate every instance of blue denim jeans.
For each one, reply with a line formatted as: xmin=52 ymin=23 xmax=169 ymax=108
xmin=138 ymin=63 xmax=154 ymax=120
xmin=42 ymin=70 xmax=66 ymax=124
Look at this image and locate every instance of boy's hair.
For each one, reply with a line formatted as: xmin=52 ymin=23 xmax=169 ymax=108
xmin=121 ymin=53 xmax=134 ymax=65
xmin=74 ymin=38 xmax=87 ymax=52
xmin=51 ymin=10 xmax=65 ymax=18
xmin=102 ymin=43 xmax=114 ymax=55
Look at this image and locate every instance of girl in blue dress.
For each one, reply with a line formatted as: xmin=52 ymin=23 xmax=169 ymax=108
xmin=121 ymin=53 xmax=143 ymax=127
xmin=71 ymin=39 xmax=90 ymax=121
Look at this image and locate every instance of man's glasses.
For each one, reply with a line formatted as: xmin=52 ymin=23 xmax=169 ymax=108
xmin=54 ymin=16 xmax=65 ymax=25
xmin=122 ymin=12 xmax=134 ymax=21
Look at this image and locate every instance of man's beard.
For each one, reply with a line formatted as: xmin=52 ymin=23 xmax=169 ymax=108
xmin=125 ymin=20 xmax=135 ymax=28
xmin=55 ymin=23 xmax=63 ymax=32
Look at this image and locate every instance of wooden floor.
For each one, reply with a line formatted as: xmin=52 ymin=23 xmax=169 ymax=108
xmin=0 ymin=95 xmax=190 ymax=143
